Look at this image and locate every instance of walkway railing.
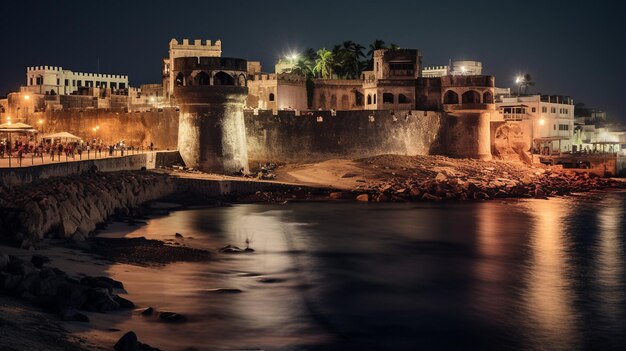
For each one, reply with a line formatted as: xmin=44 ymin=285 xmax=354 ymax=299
xmin=0 ymin=147 xmax=154 ymax=169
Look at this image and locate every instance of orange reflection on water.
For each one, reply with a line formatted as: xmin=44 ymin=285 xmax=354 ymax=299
xmin=524 ymin=198 xmax=579 ymax=349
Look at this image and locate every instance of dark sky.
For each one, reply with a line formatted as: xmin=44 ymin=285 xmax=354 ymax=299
xmin=1 ymin=0 xmax=625 ymax=121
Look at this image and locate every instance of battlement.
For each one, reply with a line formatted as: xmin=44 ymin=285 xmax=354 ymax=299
xmin=169 ymin=38 xmax=222 ymax=49
xmin=26 ymin=66 xmax=128 ymax=79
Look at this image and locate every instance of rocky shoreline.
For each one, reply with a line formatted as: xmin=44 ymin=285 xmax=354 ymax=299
xmin=0 ymin=171 xmax=176 ymax=246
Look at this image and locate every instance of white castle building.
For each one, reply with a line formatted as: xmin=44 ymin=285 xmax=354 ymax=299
xmin=22 ymin=66 xmax=129 ymax=96
xmin=422 ymin=60 xmax=483 ymax=78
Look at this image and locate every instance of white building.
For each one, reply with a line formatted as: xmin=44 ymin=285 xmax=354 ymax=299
xmin=23 ymin=66 xmax=128 ymax=95
xmin=496 ymin=94 xmax=575 ymax=152
xmin=421 ymin=60 xmax=482 ymax=78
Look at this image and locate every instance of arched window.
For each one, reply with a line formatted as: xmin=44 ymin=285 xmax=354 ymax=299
xmin=330 ymin=95 xmax=337 ymax=109
xmin=443 ymin=90 xmax=458 ymax=104
xmin=398 ymin=94 xmax=409 ymax=103
xmin=383 ymin=93 xmax=394 ymax=104
xmin=319 ymin=94 xmax=326 ymax=109
xmin=269 ymin=93 xmax=275 ymax=101
xmin=341 ymin=95 xmax=349 ymax=110
xmin=238 ymin=74 xmax=247 ymax=86
xmin=213 ymin=71 xmax=235 ymax=85
xmin=462 ymin=90 xmax=481 ymax=104
xmin=483 ymin=91 xmax=493 ymax=104
xmin=195 ymin=71 xmax=210 ymax=86
xmin=373 ymin=94 xmax=377 ymax=104
xmin=367 ymin=94 xmax=372 ymax=105
xmin=175 ymin=72 xmax=184 ymax=86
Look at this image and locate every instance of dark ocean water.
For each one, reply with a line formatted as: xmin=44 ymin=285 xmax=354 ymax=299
xmin=100 ymin=190 xmax=626 ymax=351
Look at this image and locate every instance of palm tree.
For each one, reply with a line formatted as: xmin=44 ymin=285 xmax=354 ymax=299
xmin=314 ymin=48 xmax=334 ymax=79
xmin=389 ymin=43 xmax=401 ymax=50
xmin=521 ymin=74 xmax=534 ymax=94
xmin=290 ymin=57 xmax=314 ymax=77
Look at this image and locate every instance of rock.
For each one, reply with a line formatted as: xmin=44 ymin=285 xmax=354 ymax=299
xmin=0 ymin=272 xmax=22 ymax=291
xmin=356 ymin=194 xmax=369 ymax=202
xmin=421 ymin=193 xmax=441 ymax=201
xmin=175 ymin=233 xmax=184 ymax=238
xmin=204 ymin=288 xmax=243 ymax=294
xmin=81 ymin=276 xmax=124 ymax=290
xmin=0 ymin=254 xmax=9 ymax=271
xmin=115 ymin=331 xmax=140 ymax=351
xmin=59 ymin=307 xmax=90 ymax=322
xmin=139 ymin=307 xmax=154 ymax=316
xmin=31 ymin=254 xmax=46 ymax=269
xmin=87 ymin=290 xmax=120 ymax=312
xmin=113 ymin=295 xmax=135 ymax=309
xmin=329 ymin=191 xmax=343 ymax=200
xmin=218 ymin=245 xmax=246 ymax=254
xmin=158 ymin=311 xmax=186 ymax=323
xmin=435 ymin=173 xmax=447 ymax=182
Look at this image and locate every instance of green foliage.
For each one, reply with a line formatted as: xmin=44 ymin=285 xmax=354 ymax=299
xmin=286 ymin=39 xmax=398 ymax=80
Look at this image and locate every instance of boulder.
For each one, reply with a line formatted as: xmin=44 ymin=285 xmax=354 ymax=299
xmin=355 ymin=194 xmax=369 ymax=202
xmin=114 ymin=295 xmax=135 ymax=309
xmin=174 ymin=233 xmax=184 ymax=238
xmin=435 ymin=173 xmax=447 ymax=182
xmin=0 ymin=254 xmax=9 ymax=271
xmin=139 ymin=307 xmax=154 ymax=316
xmin=115 ymin=331 xmax=140 ymax=351
xmin=31 ymin=254 xmax=46 ymax=269
xmin=59 ymin=307 xmax=90 ymax=322
xmin=158 ymin=311 xmax=186 ymax=323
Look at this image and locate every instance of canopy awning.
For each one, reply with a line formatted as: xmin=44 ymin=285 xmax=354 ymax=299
xmin=43 ymin=132 xmax=82 ymax=141
xmin=0 ymin=122 xmax=37 ymax=133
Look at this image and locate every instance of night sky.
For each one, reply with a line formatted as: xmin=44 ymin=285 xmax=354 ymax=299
xmin=1 ymin=0 xmax=625 ymax=121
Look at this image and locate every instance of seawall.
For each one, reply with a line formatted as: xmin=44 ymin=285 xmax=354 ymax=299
xmin=0 ymin=171 xmax=177 ymax=244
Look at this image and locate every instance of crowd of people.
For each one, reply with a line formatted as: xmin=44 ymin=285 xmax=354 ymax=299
xmin=0 ymin=137 xmax=154 ymax=163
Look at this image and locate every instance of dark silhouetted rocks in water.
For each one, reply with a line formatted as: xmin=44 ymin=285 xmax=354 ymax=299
xmin=114 ymin=331 xmax=161 ymax=351
xmin=0 ymin=252 xmax=133 ymax=322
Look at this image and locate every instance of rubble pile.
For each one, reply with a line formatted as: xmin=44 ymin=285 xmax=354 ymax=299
xmin=342 ymin=155 xmax=625 ymax=202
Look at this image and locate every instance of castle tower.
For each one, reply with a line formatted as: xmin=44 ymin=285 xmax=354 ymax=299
xmin=173 ymin=56 xmax=249 ymax=173
xmin=440 ymin=75 xmax=495 ymax=160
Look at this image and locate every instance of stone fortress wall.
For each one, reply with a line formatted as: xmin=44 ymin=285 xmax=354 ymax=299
xmin=245 ymin=109 xmax=445 ymax=164
xmin=22 ymin=108 xmax=447 ymax=166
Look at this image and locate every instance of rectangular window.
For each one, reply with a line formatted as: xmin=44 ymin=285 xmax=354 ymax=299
xmin=551 ymin=107 xmax=556 ymax=113
xmin=64 ymin=79 xmax=69 ymax=86
xmin=542 ymin=106 xmax=547 ymax=113
xmin=553 ymin=124 xmax=556 ymax=130
xmin=559 ymin=124 xmax=569 ymax=131
xmin=57 ymin=78 xmax=60 ymax=85
xmin=532 ymin=107 xmax=536 ymax=112
xmin=30 ymin=77 xmax=33 ymax=85
xmin=72 ymin=80 xmax=76 ymax=86
xmin=77 ymin=80 xmax=82 ymax=87
xmin=119 ymin=83 xmax=126 ymax=89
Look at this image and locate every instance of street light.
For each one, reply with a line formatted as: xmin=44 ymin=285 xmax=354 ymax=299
xmin=539 ymin=118 xmax=545 ymax=125
xmin=23 ymin=94 xmax=30 ymax=101
xmin=38 ymin=119 xmax=44 ymax=133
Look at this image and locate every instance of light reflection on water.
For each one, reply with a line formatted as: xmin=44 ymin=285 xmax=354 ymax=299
xmin=99 ymin=191 xmax=626 ymax=350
